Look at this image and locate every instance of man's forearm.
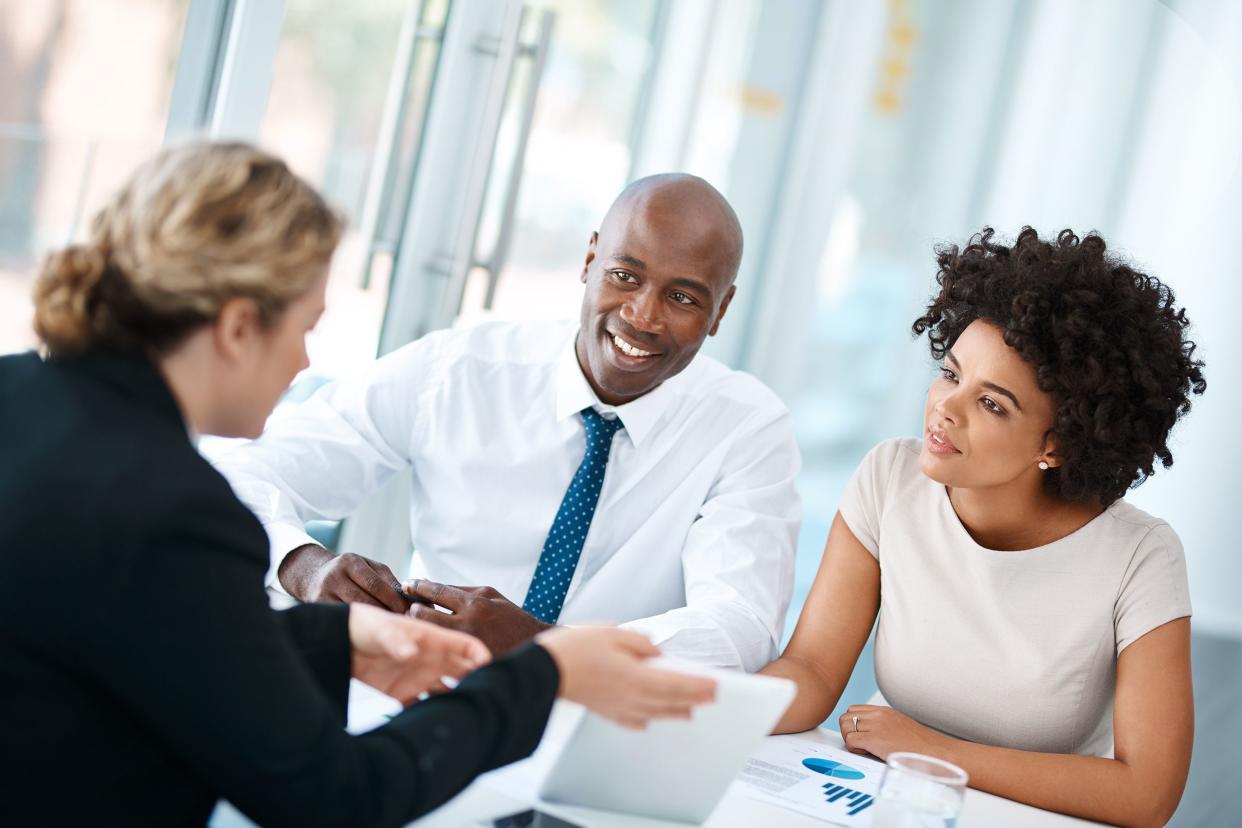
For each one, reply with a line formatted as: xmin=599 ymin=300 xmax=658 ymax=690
xmin=277 ymin=543 xmax=333 ymax=599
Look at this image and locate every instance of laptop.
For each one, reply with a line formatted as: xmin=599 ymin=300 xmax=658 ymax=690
xmin=538 ymin=658 xmax=797 ymax=823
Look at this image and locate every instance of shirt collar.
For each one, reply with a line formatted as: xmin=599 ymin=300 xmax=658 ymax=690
xmin=554 ymin=328 xmax=696 ymax=449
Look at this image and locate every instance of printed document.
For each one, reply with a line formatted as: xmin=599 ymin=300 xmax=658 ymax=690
xmin=736 ymin=735 xmax=886 ymax=826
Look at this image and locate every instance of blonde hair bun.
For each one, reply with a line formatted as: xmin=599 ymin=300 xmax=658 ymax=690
xmin=32 ymin=141 xmax=342 ymax=356
xmin=31 ymin=244 xmax=110 ymax=354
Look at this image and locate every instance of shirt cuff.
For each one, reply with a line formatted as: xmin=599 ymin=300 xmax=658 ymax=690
xmin=619 ymin=615 xmax=754 ymax=671
xmin=265 ymin=522 xmax=321 ymax=592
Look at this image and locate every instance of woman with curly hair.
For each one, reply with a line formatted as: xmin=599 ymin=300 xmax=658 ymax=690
xmin=761 ymin=227 xmax=1205 ymax=826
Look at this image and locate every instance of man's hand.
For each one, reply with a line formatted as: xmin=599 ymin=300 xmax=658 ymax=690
xmin=348 ymin=604 xmax=491 ymax=704
xmin=402 ymin=580 xmax=552 ymax=655
xmin=279 ymin=544 xmax=409 ymax=613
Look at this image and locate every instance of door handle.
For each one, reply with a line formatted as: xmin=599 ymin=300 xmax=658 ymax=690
xmin=357 ymin=0 xmax=443 ymax=290
xmin=478 ymin=8 xmax=556 ymax=310
xmin=437 ymin=2 xmax=526 ymax=324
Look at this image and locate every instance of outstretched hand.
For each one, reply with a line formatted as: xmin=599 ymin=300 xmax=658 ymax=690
xmin=348 ymin=603 xmax=491 ymax=704
xmin=535 ymin=627 xmax=717 ymax=730
xmin=402 ymin=579 xmax=552 ymax=655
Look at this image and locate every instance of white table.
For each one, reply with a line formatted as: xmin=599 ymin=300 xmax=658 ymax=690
xmin=382 ymin=695 xmax=1105 ymax=828
xmin=213 ymin=683 xmax=1106 ymax=828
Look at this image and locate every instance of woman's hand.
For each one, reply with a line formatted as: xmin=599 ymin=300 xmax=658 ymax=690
xmin=535 ymin=627 xmax=717 ymax=730
xmin=839 ymin=704 xmax=951 ymax=760
xmin=348 ymin=603 xmax=491 ymax=704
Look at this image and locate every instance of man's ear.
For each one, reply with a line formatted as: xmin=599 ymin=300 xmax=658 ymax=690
xmin=213 ymin=297 xmax=262 ymax=363
xmin=707 ymin=284 xmax=737 ymax=337
xmin=580 ymin=231 xmax=598 ymax=284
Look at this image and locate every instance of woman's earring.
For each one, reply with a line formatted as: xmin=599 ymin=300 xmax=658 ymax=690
xmin=1038 ymin=461 xmax=1050 ymax=470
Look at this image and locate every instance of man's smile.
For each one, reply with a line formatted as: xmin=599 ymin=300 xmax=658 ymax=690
xmin=611 ymin=332 xmax=659 ymax=358
xmin=602 ymin=327 xmax=665 ymax=372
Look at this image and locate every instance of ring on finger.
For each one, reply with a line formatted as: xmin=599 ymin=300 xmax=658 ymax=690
xmin=852 ymin=715 xmax=859 ymax=733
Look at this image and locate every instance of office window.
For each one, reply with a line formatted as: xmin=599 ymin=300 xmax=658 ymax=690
xmin=257 ymin=0 xmax=448 ymax=380
xmin=0 ymin=0 xmax=190 ymax=355
xmin=455 ymin=0 xmax=660 ymax=327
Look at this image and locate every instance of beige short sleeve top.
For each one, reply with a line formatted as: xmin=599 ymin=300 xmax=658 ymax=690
xmin=838 ymin=438 xmax=1192 ymax=757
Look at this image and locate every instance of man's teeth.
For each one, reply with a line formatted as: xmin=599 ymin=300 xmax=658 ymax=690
xmin=613 ymin=334 xmax=654 ymax=357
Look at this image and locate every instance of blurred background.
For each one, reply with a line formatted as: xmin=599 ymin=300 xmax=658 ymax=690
xmin=2 ymin=2 xmax=1238 ymax=824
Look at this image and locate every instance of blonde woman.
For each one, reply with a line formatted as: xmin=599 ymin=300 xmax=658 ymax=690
xmin=0 ymin=143 xmax=714 ymax=827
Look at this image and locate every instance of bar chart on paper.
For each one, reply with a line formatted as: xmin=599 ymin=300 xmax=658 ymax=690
xmin=821 ymin=781 xmax=875 ymax=816
xmin=803 ymin=758 xmax=875 ymax=816
xmin=738 ymin=735 xmax=883 ymax=826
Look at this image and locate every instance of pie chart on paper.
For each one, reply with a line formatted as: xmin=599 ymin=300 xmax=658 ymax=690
xmin=802 ymin=757 xmax=866 ymax=780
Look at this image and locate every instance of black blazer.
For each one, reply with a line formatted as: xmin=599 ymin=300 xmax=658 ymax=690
xmin=0 ymin=349 xmax=559 ymax=827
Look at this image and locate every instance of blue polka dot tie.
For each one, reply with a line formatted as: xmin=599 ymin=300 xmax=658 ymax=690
xmin=522 ymin=407 xmax=624 ymax=624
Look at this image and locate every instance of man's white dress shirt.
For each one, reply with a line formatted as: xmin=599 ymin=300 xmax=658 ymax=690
xmin=215 ymin=320 xmax=801 ymax=670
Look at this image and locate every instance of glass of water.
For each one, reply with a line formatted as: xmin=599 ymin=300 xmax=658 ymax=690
xmin=870 ymin=752 xmax=968 ymax=828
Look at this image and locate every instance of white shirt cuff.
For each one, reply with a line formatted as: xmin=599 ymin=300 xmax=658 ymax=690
xmin=264 ymin=523 xmax=321 ymax=592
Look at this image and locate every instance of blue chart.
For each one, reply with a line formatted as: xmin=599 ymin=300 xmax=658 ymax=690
xmin=801 ymin=757 xmax=866 ymax=780
xmin=821 ymin=782 xmax=875 ymax=816
xmin=801 ymin=759 xmax=874 ymax=817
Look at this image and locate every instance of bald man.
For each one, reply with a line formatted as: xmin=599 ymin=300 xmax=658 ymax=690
xmin=216 ymin=175 xmax=800 ymax=671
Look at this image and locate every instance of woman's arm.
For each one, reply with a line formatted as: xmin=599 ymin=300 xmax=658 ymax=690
xmin=843 ymin=618 xmax=1193 ymax=828
xmin=760 ymin=512 xmax=880 ymax=732
xmin=88 ymin=499 xmax=556 ymax=828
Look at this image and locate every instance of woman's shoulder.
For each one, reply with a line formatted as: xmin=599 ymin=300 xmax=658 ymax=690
xmin=89 ymin=442 xmax=270 ymax=588
xmin=0 ymin=350 xmax=41 ymax=384
xmin=1097 ymin=500 xmax=1191 ymax=652
xmin=1101 ymin=497 xmax=1173 ymax=530
xmin=44 ymin=357 xmax=266 ymax=549
xmin=856 ymin=436 xmax=925 ymax=486
xmin=109 ymin=437 xmax=266 ymax=547
xmin=838 ymin=436 xmax=931 ymax=553
xmin=1094 ymin=499 xmax=1184 ymax=561
xmin=870 ymin=435 xmax=923 ymax=461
